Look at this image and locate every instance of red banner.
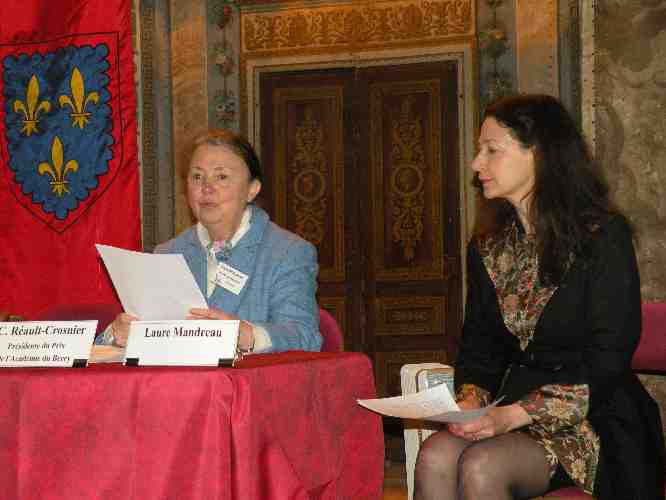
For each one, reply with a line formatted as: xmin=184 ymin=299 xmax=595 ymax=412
xmin=0 ymin=0 xmax=141 ymax=318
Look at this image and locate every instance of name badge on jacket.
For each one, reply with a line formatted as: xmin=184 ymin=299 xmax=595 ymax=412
xmin=214 ymin=262 xmax=248 ymax=295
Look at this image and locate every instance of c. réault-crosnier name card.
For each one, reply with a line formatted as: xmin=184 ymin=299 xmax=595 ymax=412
xmin=124 ymin=320 xmax=239 ymax=366
xmin=0 ymin=321 xmax=98 ymax=367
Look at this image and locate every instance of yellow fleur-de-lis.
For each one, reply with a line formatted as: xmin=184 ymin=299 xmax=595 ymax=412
xmin=58 ymin=67 xmax=99 ymax=129
xmin=13 ymin=75 xmax=51 ymax=136
xmin=38 ymin=136 xmax=79 ymax=196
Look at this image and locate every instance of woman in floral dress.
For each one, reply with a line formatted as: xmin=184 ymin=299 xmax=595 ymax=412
xmin=414 ymin=94 xmax=663 ymax=499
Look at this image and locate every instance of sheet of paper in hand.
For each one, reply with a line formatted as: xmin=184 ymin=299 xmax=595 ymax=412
xmin=96 ymin=244 xmax=208 ymax=320
xmin=357 ymin=383 xmax=503 ymax=423
xmin=0 ymin=321 xmax=97 ymax=367
xmin=124 ymin=320 xmax=239 ymax=366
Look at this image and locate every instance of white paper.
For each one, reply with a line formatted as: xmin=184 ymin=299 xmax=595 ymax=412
xmin=96 ymin=244 xmax=208 ymax=320
xmin=357 ymin=383 xmax=502 ymax=423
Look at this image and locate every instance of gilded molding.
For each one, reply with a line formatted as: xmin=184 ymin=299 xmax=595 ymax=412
xmin=242 ymin=0 xmax=473 ymax=55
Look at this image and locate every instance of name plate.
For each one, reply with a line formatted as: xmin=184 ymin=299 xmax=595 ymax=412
xmin=124 ymin=320 xmax=239 ymax=366
xmin=0 ymin=321 xmax=98 ymax=368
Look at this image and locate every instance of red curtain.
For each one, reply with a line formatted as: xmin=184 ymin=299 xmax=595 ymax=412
xmin=0 ymin=0 xmax=141 ymax=318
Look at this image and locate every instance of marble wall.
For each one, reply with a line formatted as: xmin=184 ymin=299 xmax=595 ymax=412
xmin=594 ymin=0 xmax=666 ymax=300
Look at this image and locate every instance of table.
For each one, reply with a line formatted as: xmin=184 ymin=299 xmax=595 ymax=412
xmin=0 ymin=351 xmax=384 ymax=500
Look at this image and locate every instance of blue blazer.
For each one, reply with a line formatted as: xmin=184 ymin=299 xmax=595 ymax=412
xmin=154 ymin=206 xmax=321 ymax=353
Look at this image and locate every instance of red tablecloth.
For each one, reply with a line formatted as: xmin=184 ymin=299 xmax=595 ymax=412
xmin=0 ymin=351 xmax=384 ymax=500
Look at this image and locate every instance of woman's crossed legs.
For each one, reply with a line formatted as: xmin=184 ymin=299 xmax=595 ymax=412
xmin=414 ymin=430 xmax=552 ymax=500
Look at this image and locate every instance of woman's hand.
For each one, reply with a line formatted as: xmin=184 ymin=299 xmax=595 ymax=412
xmin=449 ymin=403 xmax=532 ymax=441
xmin=447 ymin=396 xmax=481 ymax=439
xmin=109 ymin=312 xmax=138 ymax=347
xmin=188 ymin=308 xmax=255 ymax=352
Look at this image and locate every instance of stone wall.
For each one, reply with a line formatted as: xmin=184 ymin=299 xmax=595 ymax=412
xmin=595 ymin=0 xmax=666 ymax=301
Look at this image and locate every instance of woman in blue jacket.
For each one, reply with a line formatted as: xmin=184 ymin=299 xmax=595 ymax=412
xmin=101 ymin=130 xmax=321 ymax=354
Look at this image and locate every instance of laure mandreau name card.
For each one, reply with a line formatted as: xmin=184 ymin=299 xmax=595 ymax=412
xmin=124 ymin=320 xmax=239 ymax=367
xmin=0 ymin=321 xmax=98 ymax=367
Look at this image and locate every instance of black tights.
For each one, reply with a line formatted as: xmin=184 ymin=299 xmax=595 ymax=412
xmin=414 ymin=430 xmax=552 ymax=500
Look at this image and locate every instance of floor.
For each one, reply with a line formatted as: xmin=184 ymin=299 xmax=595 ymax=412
xmin=383 ymin=460 xmax=408 ymax=500
xmin=383 ymin=433 xmax=408 ymax=500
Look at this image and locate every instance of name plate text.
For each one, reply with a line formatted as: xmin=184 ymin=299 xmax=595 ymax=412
xmin=124 ymin=320 xmax=239 ymax=366
xmin=0 ymin=321 xmax=98 ymax=367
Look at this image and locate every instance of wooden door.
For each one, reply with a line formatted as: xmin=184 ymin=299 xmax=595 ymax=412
xmin=260 ymin=61 xmax=462 ymax=397
xmin=259 ymin=68 xmax=361 ymax=354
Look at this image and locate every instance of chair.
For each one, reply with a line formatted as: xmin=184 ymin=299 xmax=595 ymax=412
xmin=401 ymin=363 xmax=455 ymax=500
xmin=401 ymin=301 xmax=666 ymax=500
xmin=632 ymin=301 xmax=666 ymax=371
xmin=319 ymin=307 xmax=343 ymax=352
xmin=33 ymin=302 xmax=123 ymax=337
xmin=542 ymin=487 xmax=592 ymax=499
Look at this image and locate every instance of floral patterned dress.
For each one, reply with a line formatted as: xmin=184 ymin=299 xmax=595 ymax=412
xmin=462 ymin=223 xmax=600 ymax=493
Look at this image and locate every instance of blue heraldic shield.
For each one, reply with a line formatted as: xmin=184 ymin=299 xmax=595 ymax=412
xmin=2 ymin=43 xmax=114 ymax=229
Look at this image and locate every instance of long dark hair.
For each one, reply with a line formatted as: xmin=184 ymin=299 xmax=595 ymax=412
xmin=474 ymin=94 xmax=626 ymax=285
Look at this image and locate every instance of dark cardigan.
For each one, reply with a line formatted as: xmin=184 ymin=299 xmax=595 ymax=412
xmin=455 ymin=216 xmax=664 ymax=499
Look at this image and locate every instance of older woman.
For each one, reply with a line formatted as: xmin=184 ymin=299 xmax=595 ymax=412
xmin=99 ymin=130 xmax=321 ymax=353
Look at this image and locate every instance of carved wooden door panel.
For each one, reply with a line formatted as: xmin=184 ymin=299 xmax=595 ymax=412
xmin=259 ymin=62 xmax=462 ymax=397
xmin=357 ymin=61 xmax=462 ymax=397
xmin=259 ymin=68 xmax=361 ymax=353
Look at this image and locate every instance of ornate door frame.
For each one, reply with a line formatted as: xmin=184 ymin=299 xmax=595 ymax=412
xmin=239 ymin=0 xmax=479 ymax=268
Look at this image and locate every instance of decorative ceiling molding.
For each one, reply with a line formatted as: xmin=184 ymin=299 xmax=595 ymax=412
xmin=241 ymin=0 xmax=474 ymax=56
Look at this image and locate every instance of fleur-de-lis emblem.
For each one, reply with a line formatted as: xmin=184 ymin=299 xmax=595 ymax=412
xmin=13 ymin=75 xmax=51 ymax=136
xmin=59 ymin=67 xmax=99 ymax=128
xmin=38 ymin=136 xmax=79 ymax=196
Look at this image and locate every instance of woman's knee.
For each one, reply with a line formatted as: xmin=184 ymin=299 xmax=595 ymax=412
xmin=458 ymin=445 xmax=492 ymax=484
xmin=416 ymin=431 xmax=464 ymax=474
xmin=456 ymin=436 xmax=550 ymax=497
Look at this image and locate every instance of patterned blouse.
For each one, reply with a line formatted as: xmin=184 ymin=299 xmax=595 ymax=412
xmin=462 ymin=222 xmax=600 ymax=494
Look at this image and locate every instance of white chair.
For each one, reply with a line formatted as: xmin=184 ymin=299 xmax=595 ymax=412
xmin=400 ymin=363 xmax=454 ymax=500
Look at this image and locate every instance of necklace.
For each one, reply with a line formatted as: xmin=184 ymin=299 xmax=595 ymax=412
xmin=210 ymin=240 xmax=233 ymax=262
